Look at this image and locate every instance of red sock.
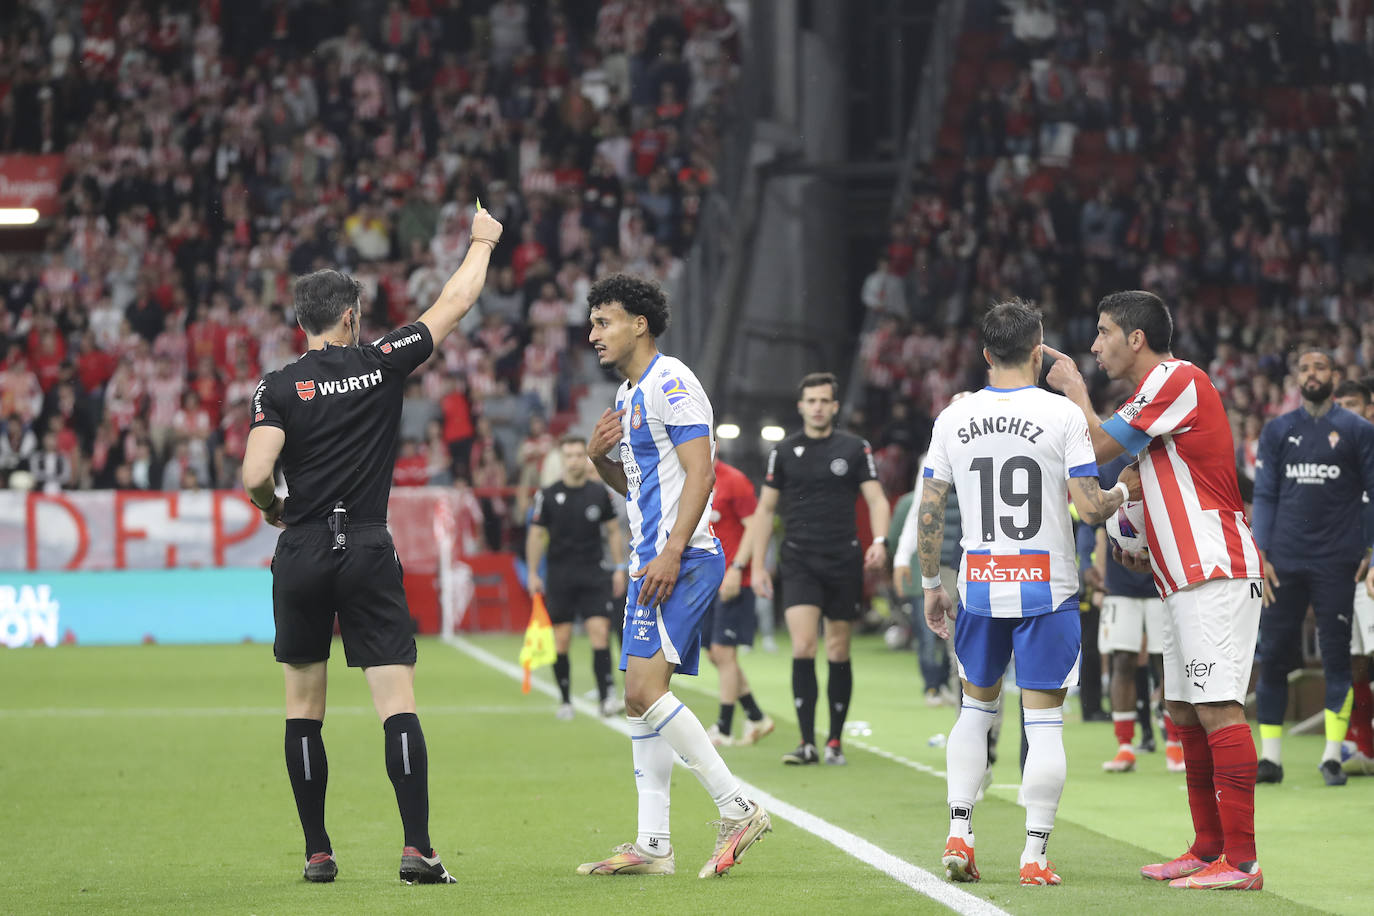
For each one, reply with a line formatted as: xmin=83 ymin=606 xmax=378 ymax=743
xmin=1163 ymin=710 xmax=1178 ymax=743
xmin=1113 ymin=715 xmax=1135 ymax=747
xmin=1176 ymin=724 xmax=1223 ymax=859
xmin=1207 ymin=723 xmax=1258 ymax=865
xmin=1349 ymin=681 xmax=1374 ymax=757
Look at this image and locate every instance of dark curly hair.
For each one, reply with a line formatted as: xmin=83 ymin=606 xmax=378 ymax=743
xmin=586 ymin=273 xmax=671 ymax=337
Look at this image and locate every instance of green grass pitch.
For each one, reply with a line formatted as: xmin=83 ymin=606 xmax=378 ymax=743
xmin=1 ymin=633 xmax=1368 ymax=915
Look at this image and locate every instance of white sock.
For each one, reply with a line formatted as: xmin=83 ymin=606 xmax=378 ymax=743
xmin=946 ymin=694 xmax=998 ymax=840
xmin=1261 ymin=735 xmax=1282 ymax=764
xmin=629 ymin=715 xmax=672 ymax=853
xmin=1021 ymin=705 xmax=1066 ymax=867
xmin=1023 ymin=829 xmax=1051 ymax=868
xmin=1322 ymin=739 xmax=1342 ymax=763
xmin=643 ymin=692 xmax=754 ymax=819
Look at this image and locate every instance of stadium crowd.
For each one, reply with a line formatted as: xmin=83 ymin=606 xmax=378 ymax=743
xmin=0 ymin=0 xmax=742 ymax=552
xmin=856 ymin=0 xmax=1374 ymax=495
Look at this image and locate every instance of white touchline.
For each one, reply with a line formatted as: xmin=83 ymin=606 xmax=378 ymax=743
xmin=0 ymin=704 xmax=555 ymax=718
xmin=445 ymin=634 xmax=1012 ymax=916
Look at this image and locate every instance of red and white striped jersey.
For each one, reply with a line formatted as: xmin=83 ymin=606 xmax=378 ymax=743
xmin=1100 ymin=359 xmax=1262 ymax=596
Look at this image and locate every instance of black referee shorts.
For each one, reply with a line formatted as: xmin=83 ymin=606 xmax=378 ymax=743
xmin=779 ymin=540 xmax=864 ymax=621
xmin=271 ymin=524 xmax=417 ymax=668
xmin=544 ymin=573 xmax=615 ymax=626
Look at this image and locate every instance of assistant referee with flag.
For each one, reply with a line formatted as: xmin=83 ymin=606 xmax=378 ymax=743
xmin=241 ymin=207 xmax=503 ymax=883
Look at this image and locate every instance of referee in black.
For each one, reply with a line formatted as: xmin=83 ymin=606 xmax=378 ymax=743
xmin=749 ymin=372 xmax=891 ymax=765
xmin=526 ymin=433 xmax=628 ymax=719
xmin=240 ymin=208 xmax=502 ymax=884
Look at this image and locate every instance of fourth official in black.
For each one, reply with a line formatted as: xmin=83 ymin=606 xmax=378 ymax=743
xmin=749 ymin=372 xmax=891 ymax=766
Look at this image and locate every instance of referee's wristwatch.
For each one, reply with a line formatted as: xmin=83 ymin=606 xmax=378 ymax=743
xmin=871 ymin=535 xmax=887 ymax=549
xmin=729 ymin=562 xmax=746 ymax=572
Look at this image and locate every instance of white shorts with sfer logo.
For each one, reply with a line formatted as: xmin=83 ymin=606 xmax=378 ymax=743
xmin=1161 ymin=577 xmax=1262 ymax=705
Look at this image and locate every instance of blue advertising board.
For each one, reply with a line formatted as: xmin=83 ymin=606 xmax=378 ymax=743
xmin=0 ymin=570 xmax=274 ymax=648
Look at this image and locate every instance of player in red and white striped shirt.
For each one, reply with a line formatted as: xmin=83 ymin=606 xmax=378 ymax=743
xmin=1046 ymin=290 xmax=1264 ymax=891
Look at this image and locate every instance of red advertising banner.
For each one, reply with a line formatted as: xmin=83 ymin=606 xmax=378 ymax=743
xmin=0 ymin=487 xmax=487 ymax=572
xmin=0 ymin=154 xmax=66 ymax=219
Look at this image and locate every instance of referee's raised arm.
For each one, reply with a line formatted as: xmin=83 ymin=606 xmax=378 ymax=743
xmin=417 ymin=208 xmax=504 ymax=346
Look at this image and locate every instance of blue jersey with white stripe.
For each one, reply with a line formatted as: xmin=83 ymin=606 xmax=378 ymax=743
xmin=1252 ymin=404 xmax=1374 ymax=569
xmin=614 ymin=353 xmax=720 ymax=574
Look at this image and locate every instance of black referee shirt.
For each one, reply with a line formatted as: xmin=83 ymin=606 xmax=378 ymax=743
xmin=764 ymin=430 xmax=877 ymax=552
xmin=249 ymin=322 xmax=434 ymax=526
xmin=531 ymin=480 xmax=616 ymax=584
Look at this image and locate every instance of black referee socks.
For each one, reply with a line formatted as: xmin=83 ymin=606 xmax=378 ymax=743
xmin=554 ymin=653 xmax=572 ymax=703
xmin=827 ymin=661 xmax=853 ymax=744
xmin=592 ymin=648 xmax=613 ymax=702
xmin=793 ymin=658 xmax=818 ymax=747
xmin=284 ymin=718 xmax=331 ymax=857
xmin=383 ymin=713 xmax=431 ymax=853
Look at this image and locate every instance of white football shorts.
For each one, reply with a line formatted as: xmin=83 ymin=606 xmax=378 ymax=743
xmin=1353 ymin=582 xmax=1374 ymax=656
xmin=1161 ymin=577 xmax=1262 ymax=705
xmin=1099 ymin=594 xmax=1165 ymax=655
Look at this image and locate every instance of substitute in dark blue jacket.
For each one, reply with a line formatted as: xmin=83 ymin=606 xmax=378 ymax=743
xmin=1252 ymin=349 xmax=1374 ymax=787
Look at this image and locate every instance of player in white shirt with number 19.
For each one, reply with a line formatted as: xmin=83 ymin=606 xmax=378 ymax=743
xmin=917 ymin=300 xmax=1127 ymax=887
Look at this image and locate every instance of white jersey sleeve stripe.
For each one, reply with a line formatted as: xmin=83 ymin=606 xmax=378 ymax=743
xmin=1144 ymin=379 xmax=1199 ymax=439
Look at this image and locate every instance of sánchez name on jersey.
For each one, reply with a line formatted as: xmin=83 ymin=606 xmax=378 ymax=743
xmin=954 ymin=414 xmax=1047 ymax=445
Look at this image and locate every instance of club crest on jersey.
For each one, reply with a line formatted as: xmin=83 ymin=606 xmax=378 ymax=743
xmin=555 ymin=492 xmax=566 ymax=504
xmin=830 ymin=458 xmax=849 ymax=476
xmin=585 ymin=505 xmax=602 ymax=522
xmin=1330 ymin=430 xmax=1341 ymax=449
xmin=631 ymin=404 xmax=643 ymax=429
xmin=793 ymin=446 xmax=805 ymax=457
xmin=966 ymin=553 xmax=1051 ymax=583
xmin=380 ymin=342 xmax=392 ymax=353
xmin=296 ymin=380 xmax=316 ymax=401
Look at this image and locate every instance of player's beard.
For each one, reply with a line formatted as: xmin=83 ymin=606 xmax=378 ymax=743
xmin=1302 ymin=379 xmax=1333 ymax=404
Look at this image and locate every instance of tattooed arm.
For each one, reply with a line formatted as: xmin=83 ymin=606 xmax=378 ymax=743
xmin=1067 ymin=474 xmax=1127 ymax=525
xmin=917 ymin=476 xmax=955 ymax=640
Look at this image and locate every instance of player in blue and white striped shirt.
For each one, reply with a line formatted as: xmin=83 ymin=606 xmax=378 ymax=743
xmin=578 ymin=274 xmax=771 ymax=879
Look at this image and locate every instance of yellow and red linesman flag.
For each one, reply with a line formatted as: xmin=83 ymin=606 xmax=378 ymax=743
xmin=519 ymin=593 xmax=556 ymax=693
